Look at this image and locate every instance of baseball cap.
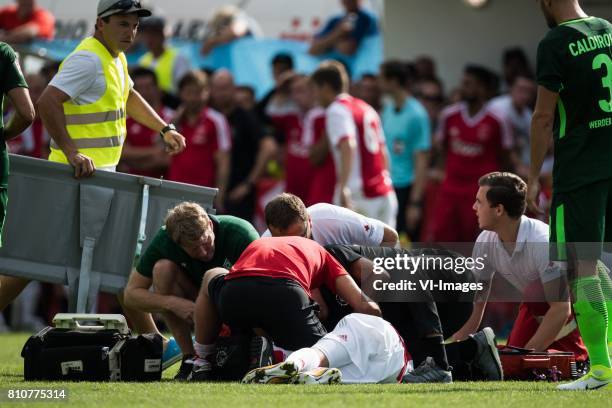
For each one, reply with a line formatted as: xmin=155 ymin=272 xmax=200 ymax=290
xmin=97 ymin=0 xmax=152 ymax=18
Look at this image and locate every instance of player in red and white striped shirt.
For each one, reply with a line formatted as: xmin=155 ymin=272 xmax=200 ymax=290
xmin=167 ymin=70 xmax=231 ymax=209
xmin=311 ymin=61 xmax=397 ymax=227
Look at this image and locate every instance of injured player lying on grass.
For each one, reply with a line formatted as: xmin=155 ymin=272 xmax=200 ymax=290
xmin=244 ymin=245 xmax=505 ymax=385
xmin=242 ymin=313 xmax=409 ymax=384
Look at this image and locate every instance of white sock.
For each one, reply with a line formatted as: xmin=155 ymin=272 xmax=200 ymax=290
xmin=313 ymin=338 xmax=351 ymax=368
xmin=193 ymin=342 xmax=215 ymax=368
xmin=286 ymin=348 xmax=322 ymax=371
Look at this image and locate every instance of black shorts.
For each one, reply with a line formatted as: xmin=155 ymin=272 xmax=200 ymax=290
xmin=209 ymin=276 xmax=327 ymax=350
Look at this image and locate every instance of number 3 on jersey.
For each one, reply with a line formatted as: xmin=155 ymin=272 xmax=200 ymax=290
xmin=593 ymin=53 xmax=612 ymax=113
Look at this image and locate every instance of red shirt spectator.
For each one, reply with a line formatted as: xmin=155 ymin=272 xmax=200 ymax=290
xmin=0 ymin=1 xmax=55 ymax=42
xmin=7 ymin=71 xmax=49 ymax=158
xmin=226 ymin=236 xmax=348 ymax=298
xmin=304 ymin=109 xmax=335 ymax=206
xmin=269 ymin=105 xmax=329 ymax=202
xmin=123 ymin=106 xmax=174 ymax=178
xmin=167 ymin=107 xmax=231 ymax=187
xmin=7 ymin=117 xmax=48 ymax=158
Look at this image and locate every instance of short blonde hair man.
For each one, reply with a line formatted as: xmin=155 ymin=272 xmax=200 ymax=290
xmin=165 ymin=202 xmax=211 ymax=248
xmin=124 ymin=200 xmax=259 ymax=380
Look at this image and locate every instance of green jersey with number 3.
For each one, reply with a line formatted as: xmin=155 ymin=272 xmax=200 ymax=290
xmin=536 ymin=16 xmax=612 ymax=193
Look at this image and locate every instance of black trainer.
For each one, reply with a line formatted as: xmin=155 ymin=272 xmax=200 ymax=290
xmin=402 ymin=357 xmax=452 ymax=383
xmin=174 ymin=356 xmax=195 ymax=381
xmin=188 ymin=364 xmax=213 ymax=382
xmin=470 ymin=327 xmax=503 ymax=381
xmin=248 ymin=336 xmax=274 ymax=371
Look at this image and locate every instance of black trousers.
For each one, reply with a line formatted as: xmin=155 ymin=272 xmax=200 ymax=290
xmin=211 ymin=276 xmax=327 ymax=351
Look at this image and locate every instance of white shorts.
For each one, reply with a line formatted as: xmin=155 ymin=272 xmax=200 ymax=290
xmin=313 ymin=313 xmax=410 ymax=384
xmin=334 ymin=190 xmax=398 ymax=229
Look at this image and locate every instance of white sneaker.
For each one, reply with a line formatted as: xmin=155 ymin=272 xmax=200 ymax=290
xmin=294 ymin=367 xmax=342 ymax=385
xmin=557 ymin=366 xmax=612 ymax=391
xmin=241 ymin=361 xmax=299 ymax=384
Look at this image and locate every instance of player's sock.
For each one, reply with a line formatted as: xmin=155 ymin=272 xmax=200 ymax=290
xmin=193 ymin=342 xmax=216 ymax=369
xmin=596 ymin=262 xmax=612 ymax=356
xmin=312 ymin=338 xmax=351 ymax=368
xmin=286 ymin=348 xmax=322 ymax=371
xmin=572 ymin=276 xmax=611 ymax=368
xmin=422 ymin=335 xmax=449 ymax=370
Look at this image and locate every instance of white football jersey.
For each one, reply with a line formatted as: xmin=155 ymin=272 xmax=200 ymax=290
xmin=472 ymin=216 xmax=560 ymax=293
xmin=262 ymin=203 xmax=386 ymax=246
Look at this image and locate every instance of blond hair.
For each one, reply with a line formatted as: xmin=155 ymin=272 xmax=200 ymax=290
xmin=165 ymin=202 xmax=210 ymax=247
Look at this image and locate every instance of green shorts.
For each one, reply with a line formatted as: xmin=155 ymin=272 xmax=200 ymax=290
xmin=0 ymin=187 xmax=6 ymax=248
xmin=549 ymin=178 xmax=612 ymax=261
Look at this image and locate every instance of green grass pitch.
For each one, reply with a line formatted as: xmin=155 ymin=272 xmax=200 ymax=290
xmin=0 ymin=333 xmax=608 ymax=407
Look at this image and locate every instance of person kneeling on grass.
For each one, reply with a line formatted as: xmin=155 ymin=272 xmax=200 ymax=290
xmin=242 ymin=313 xmax=410 ymax=385
xmin=188 ymin=236 xmax=381 ymax=381
xmin=453 ymin=173 xmax=588 ymax=366
xmin=123 ymin=202 xmax=259 ymax=379
xmin=262 ymin=193 xmax=399 ymax=247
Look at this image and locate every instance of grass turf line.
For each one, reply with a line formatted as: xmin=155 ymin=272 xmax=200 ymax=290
xmin=0 ymin=333 xmax=609 ymax=407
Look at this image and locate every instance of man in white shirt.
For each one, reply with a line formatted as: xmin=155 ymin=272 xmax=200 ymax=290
xmin=452 ymin=172 xmax=587 ymax=362
xmin=262 ymin=193 xmax=398 ymax=247
xmin=34 ymin=0 xmax=187 ymax=370
xmin=38 ymin=0 xmax=186 ymax=178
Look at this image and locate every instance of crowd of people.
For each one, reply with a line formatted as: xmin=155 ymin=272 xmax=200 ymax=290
xmin=5 ymin=37 xmax=544 ymax=234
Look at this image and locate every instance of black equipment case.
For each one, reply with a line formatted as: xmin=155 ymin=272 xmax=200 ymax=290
xmin=22 ymin=314 xmax=162 ymax=382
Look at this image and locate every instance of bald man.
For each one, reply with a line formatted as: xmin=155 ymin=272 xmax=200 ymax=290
xmin=209 ymin=69 xmax=277 ymax=222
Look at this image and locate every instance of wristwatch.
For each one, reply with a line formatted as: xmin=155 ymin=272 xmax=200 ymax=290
xmin=159 ymin=123 xmax=176 ymax=139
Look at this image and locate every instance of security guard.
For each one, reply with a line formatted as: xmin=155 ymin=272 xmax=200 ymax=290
xmin=138 ymin=16 xmax=190 ymax=96
xmin=34 ymin=0 xmax=187 ymax=367
xmin=38 ymin=0 xmax=186 ymax=178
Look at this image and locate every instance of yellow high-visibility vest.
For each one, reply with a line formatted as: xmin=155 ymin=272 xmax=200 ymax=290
xmin=138 ymin=47 xmax=178 ymax=94
xmin=48 ymin=37 xmax=129 ymax=168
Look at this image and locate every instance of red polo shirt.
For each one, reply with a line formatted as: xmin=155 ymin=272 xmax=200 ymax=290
xmin=226 ymin=236 xmax=348 ymax=297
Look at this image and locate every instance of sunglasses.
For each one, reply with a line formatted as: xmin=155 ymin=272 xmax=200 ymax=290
xmin=99 ymin=0 xmax=141 ymax=16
